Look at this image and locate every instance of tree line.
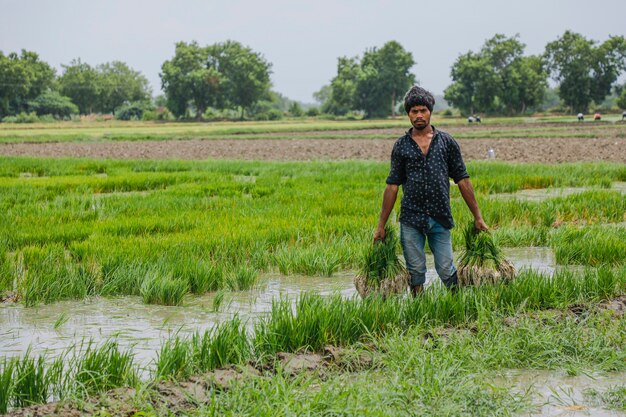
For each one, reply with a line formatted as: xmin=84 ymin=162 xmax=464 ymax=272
xmin=1 ymin=31 xmax=625 ymax=121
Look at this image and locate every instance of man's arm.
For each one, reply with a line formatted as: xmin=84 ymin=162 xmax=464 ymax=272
xmin=457 ymin=178 xmax=488 ymax=231
xmin=374 ymin=184 xmax=399 ymax=240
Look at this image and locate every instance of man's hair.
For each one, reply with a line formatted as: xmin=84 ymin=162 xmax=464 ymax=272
xmin=404 ymin=86 xmax=435 ymax=114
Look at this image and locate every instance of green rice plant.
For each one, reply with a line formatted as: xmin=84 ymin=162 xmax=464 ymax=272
xmin=212 ymin=289 xmax=226 ymax=312
xmin=0 ymin=357 xmax=15 ymax=413
xmin=140 ymin=274 xmax=188 ymax=306
xmin=585 ymin=386 xmax=626 ymax=411
xmin=154 ymin=336 xmax=191 ymax=380
xmin=172 ymin=258 xmax=224 ymax=294
xmin=550 ymin=225 xmax=626 ymax=266
xmin=53 ymin=312 xmax=69 ymax=330
xmin=458 ymin=224 xmax=504 ymax=269
xmin=357 ymin=224 xmax=406 ymax=287
xmin=12 ymin=349 xmax=49 ymax=407
xmin=490 ymin=225 xmax=549 ymax=247
xmin=190 ymin=317 xmax=251 ymax=372
xmin=73 ymin=340 xmax=138 ymax=395
xmin=226 ymin=265 xmax=258 ymax=291
xmin=272 ymin=244 xmax=342 ymax=276
xmin=100 ymin=259 xmax=149 ymax=296
xmin=17 ymin=244 xmax=98 ymax=306
xmin=457 ymin=223 xmax=516 ymax=286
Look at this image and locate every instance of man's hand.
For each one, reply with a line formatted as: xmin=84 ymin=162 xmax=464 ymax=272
xmin=373 ymin=225 xmax=386 ymax=241
xmin=474 ymin=217 xmax=489 ymax=232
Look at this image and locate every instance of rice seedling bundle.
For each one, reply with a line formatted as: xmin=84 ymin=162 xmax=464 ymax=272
xmin=457 ymin=223 xmax=516 ymax=287
xmin=354 ymin=225 xmax=408 ymax=298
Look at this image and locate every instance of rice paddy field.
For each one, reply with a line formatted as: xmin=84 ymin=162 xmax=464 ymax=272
xmin=1 ymin=116 xmax=626 ymax=416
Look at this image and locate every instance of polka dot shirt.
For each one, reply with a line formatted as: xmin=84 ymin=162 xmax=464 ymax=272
xmin=386 ymin=126 xmax=469 ymax=233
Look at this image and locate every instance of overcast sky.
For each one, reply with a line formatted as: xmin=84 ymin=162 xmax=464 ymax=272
xmin=1 ymin=0 xmax=625 ymax=103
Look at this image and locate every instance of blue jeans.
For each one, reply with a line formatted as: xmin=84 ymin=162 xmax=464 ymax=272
xmin=400 ymin=219 xmax=458 ymax=288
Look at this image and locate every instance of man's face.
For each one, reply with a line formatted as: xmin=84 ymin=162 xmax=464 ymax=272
xmin=408 ymin=105 xmax=431 ymax=130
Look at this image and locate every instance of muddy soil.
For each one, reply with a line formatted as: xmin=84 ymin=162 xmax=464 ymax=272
xmin=1 ymin=136 xmax=625 ymax=164
xmin=2 ymin=121 xmax=625 ymax=163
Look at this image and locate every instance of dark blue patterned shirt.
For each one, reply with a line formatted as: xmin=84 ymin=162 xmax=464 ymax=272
xmin=386 ymin=126 xmax=469 ymax=232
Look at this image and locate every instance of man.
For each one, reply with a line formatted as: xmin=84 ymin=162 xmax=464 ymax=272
xmin=577 ymin=113 xmax=584 ymax=122
xmin=622 ymin=111 xmax=626 ymax=121
xmin=374 ymin=86 xmax=488 ymax=296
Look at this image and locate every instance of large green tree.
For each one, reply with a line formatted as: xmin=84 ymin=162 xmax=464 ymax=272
xmin=544 ymin=31 xmax=626 ymax=113
xmin=58 ymin=59 xmax=100 ymax=114
xmin=0 ymin=50 xmax=55 ymax=117
xmin=444 ymin=51 xmax=497 ymax=115
xmin=445 ymin=34 xmax=546 ymax=115
xmin=161 ymin=41 xmax=271 ymax=119
xmin=324 ymin=41 xmax=415 ymax=118
xmin=27 ymin=91 xmax=78 ymax=117
xmin=208 ymin=40 xmax=272 ymax=119
xmin=355 ymin=41 xmax=415 ymax=118
xmin=161 ymin=41 xmax=223 ymax=118
xmin=325 ymin=57 xmax=361 ymax=115
xmin=97 ymin=61 xmax=151 ymax=113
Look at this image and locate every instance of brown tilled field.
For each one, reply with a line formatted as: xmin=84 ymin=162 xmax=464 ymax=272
xmin=1 ymin=121 xmax=625 ymax=163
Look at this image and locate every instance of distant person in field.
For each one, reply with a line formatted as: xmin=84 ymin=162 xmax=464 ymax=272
xmin=467 ymin=115 xmax=475 ymax=123
xmin=594 ymin=113 xmax=602 ymax=121
xmin=475 ymin=115 xmax=481 ymax=123
xmin=622 ymin=111 xmax=626 ymax=120
xmin=374 ymin=86 xmax=488 ymax=296
xmin=577 ymin=113 xmax=584 ymax=121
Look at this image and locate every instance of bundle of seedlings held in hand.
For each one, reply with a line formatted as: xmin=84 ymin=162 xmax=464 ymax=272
xmin=457 ymin=223 xmax=516 ymax=287
xmin=354 ymin=225 xmax=409 ymax=298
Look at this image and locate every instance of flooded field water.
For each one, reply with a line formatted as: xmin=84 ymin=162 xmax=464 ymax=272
xmin=492 ymin=182 xmax=626 ymax=201
xmin=0 ymin=248 xmax=555 ymax=367
xmin=497 ymin=369 xmax=626 ymax=416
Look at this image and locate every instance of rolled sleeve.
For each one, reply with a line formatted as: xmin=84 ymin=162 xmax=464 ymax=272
xmin=386 ymin=141 xmax=406 ymax=185
xmin=447 ymin=139 xmax=469 ymax=183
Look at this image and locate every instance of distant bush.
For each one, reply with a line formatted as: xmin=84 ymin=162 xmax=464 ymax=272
xmin=441 ymin=109 xmax=454 ymax=117
xmin=1 ymin=112 xmax=39 ymax=123
xmin=306 ymin=107 xmax=320 ymax=117
xmin=115 ymin=102 xmax=148 ymax=121
xmin=37 ymin=114 xmax=57 ymax=123
xmin=156 ymin=107 xmax=174 ymax=121
xmin=288 ymin=102 xmax=304 ymax=117
xmin=266 ymin=109 xmax=284 ymax=120
xmin=141 ymin=110 xmax=157 ymax=121
xmin=27 ymin=92 xmax=78 ymax=118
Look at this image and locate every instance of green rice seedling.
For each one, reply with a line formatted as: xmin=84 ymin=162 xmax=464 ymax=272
xmin=226 ymin=265 xmax=258 ymax=291
xmin=17 ymin=244 xmax=97 ymax=306
xmin=457 ymin=223 xmax=516 ymax=286
xmin=173 ymin=259 xmax=224 ymax=294
xmin=550 ymin=225 xmax=626 ymax=266
xmin=585 ymin=386 xmax=626 ymax=411
xmin=354 ymin=224 xmax=408 ymax=298
xmin=154 ymin=336 xmax=191 ymax=380
xmin=140 ymin=274 xmax=188 ymax=306
xmin=191 ymin=317 xmax=251 ymax=372
xmin=73 ymin=340 xmax=138 ymax=395
xmin=272 ymin=244 xmax=342 ymax=276
xmin=53 ymin=312 xmax=69 ymax=330
xmin=12 ymin=349 xmax=49 ymax=407
xmin=100 ymin=259 xmax=149 ymax=296
xmin=0 ymin=357 xmax=15 ymax=413
xmin=212 ymin=289 xmax=226 ymax=312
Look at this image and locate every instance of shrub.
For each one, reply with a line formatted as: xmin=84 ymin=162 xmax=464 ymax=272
xmin=306 ymin=107 xmax=320 ymax=117
xmin=28 ymin=92 xmax=78 ymax=118
xmin=115 ymin=102 xmax=150 ymax=121
xmin=267 ymin=109 xmax=283 ymax=120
